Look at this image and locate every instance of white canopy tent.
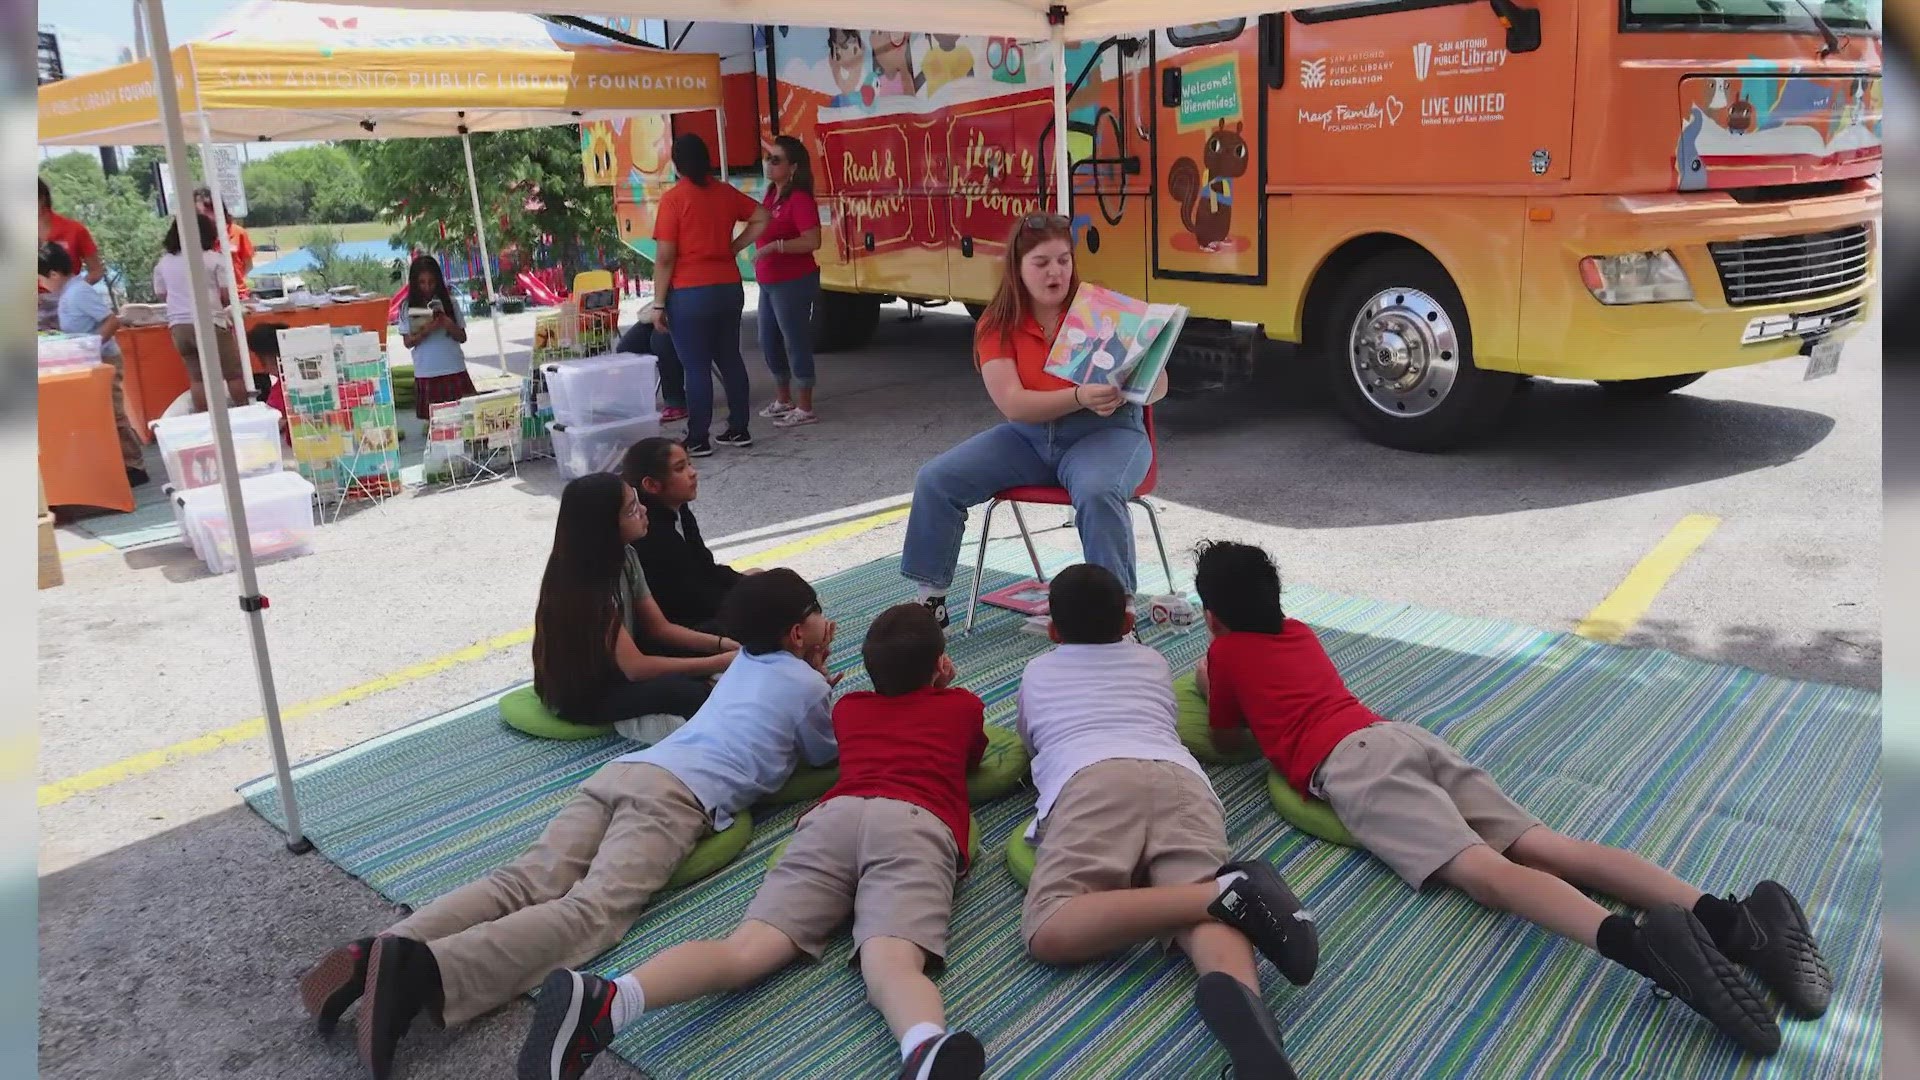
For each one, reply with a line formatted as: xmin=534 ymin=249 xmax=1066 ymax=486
xmin=45 ymin=0 xmax=722 ymax=850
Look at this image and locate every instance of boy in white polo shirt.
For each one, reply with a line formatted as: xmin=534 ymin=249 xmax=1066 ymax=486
xmin=1016 ymin=564 xmax=1319 ymax=1079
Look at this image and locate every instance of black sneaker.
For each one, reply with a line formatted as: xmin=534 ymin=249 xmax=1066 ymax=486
xmin=1633 ymin=905 xmax=1780 ymax=1055
xmin=922 ymin=595 xmax=950 ymax=629
xmin=299 ymin=936 xmax=374 ymax=1036
xmin=1195 ymin=972 xmax=1299 ymax=1080
xmin=1207 ymin=862 xmax=1319 ymax=986
xmin=126 ymin=466 xmax=151 ymax=487
xmin=358 ymin=935 xmax=441 ymax=1080
xmin=516 ymin=969 xmax=617 ymax=1080
xmin=683 ymin=438 xmax=713 ymax=458
xmin=1715 ymin=881 xmax=1832 ymax=1019
xmin=715 ymin=429 xmax=753 ymax=448
xmin=896 ymin=1030 xmax=985 ymax=1080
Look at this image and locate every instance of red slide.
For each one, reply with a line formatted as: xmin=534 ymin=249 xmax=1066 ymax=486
xmin=516 ymin=271 xmax=563 ymax=307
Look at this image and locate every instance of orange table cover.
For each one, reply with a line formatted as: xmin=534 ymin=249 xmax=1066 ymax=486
xmin=41 ymin=363 xmax=134 ymax=513
xmin=118 ymin=297 xmax=392 ymax=442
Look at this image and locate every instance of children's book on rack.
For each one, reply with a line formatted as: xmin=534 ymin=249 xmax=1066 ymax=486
xmin=423 ymin=390 xmax=522 ymax=483
xmin=532 ymin=297 xmax=618 ymax=364
xmin=277 ymin=325 xmax=402 ymax=504
xmin=1042 ymin=284 xmax=1187 ymax=404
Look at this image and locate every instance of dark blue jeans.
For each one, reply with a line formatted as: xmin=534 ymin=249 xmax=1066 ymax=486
xmin=616 ymin=320 xmax=684 ymax=409
xmin=666 ymin=282 xmax=750 ymax=442
xmin=757 ymin=271 xmax=819 ymax=390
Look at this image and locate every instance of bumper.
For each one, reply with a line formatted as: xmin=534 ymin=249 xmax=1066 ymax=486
xmin=1509 ymin=184 xmax=1878 ymax=380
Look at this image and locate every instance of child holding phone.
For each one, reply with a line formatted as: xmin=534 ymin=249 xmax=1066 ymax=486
xmin=401 ymin=254 xmax=474 ymax=420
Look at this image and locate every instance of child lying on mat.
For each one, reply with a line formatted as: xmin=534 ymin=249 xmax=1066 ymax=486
xmin=298 ymin=569 xmax=840 ymax=1080
xmin=1190 ymin=539 xmax=1831 ymax=1057
xmin=517 ymin=602 xmax=991 ymax=1080
xmin=1017 ymin=564 xmax=1318 ymax=1080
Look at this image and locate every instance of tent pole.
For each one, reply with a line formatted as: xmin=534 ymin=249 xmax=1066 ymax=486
xmin=142 ymin=0 xmax=309 ymax=855
xmin=458 ymin=121 xmax=510 ymax=378
xmin=717 ymin=106 xmax=729 ymax=182
xmin=1050 ymin=9 xmax=1071 ymax=216
xmin=197 ymin=112 xmax=257 ymax=394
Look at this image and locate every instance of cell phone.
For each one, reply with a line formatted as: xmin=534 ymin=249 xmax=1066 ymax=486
xmin=429 ymin=299 xmax=444 ymax=314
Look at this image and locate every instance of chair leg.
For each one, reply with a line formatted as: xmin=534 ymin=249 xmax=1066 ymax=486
xmin=1135 ymin=497 xmax=1175 ymax=595
xmin=964 ymin=499 xmax=1001 ymax=634
xmin=1008 ymin=502 xmax=1047 ymax=584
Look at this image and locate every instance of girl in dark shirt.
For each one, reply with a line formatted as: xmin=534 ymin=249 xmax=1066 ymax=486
xmin=621 ymin=436 xmax=745 ymax=633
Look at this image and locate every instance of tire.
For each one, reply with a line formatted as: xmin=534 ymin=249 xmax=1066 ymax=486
xmin=811 ymin=289 xmax=881 ymax=353
xmin=1323 ymin=252 xmax=1515 ymax=451
xmin=1597 ymin=373 xmax=1705 ymax=399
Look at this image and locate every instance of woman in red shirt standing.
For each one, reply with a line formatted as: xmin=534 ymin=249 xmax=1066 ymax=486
xmin=753 ymin=136 xmax=824 ymax=427
xmin=653 ymin=134 xmax=770 ymax=458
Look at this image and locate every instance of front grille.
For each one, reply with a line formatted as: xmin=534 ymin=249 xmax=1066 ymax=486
xmin=1709 ymin=225 xmax=1871 ymax=307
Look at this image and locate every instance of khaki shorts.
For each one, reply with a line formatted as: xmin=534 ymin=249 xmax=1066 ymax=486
xmin=1020 ymin=759 xmax=1229 ymax=946
xmin=746 ymin=796 xmax=960 ymax=972
xmin=171 ymin=322 xmax=246 ymax=384
xmin=1317 ymin=722 xmax=1541 ymax=889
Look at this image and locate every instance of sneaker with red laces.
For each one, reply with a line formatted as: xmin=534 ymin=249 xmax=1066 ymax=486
xmin=896 ymin=1030 xmax=985 ymax=1080
xmin=299 ymin=936 xmax=374 ymax=1036
xmin=516 ymin=969 xmax=617 ymax=1080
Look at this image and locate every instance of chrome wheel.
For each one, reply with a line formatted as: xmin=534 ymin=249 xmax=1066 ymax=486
xmin=1347 ymin=287 xmax=1460 ymax=419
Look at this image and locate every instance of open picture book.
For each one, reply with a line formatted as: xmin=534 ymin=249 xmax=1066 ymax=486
xmin=1043 ymin=284 xmax=1188 ymax=404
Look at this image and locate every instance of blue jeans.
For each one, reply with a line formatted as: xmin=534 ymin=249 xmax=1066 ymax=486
xmin=666 ymin=282 xmax=750 ymax=442
xmin=616 ymin=320 xmax=684 ymax=409
xmin=902 ymin=406 xmax=1151 ymax=593
xmin=757 ymin=271 xmax=820 ymax=390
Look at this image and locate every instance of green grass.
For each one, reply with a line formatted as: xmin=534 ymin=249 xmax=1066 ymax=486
xmin=251 ymin=221 xmax=393 ymax=250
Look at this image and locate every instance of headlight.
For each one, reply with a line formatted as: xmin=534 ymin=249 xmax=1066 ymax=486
xmin=1578 ymin=251 xmax=1693 ymax=305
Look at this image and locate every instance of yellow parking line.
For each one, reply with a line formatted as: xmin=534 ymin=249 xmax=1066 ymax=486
xmin=37 ymin=505 xmax=909 ymax=807
xmin=59 ymin=542 xmax=115 ymax=561
xmin=1574 ymin=514 xmax=1720 ymax=644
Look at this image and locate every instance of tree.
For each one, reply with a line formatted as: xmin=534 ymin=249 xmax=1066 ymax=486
xmin=347 ymin=126 xmax=639 ymax=289
xmin=39 ymin=153 xmax=169 ymax=302
xmin=240 ymin=145 xmax=373 ymax=226
xmin=299 ymin=227 xmax=401 ymax=296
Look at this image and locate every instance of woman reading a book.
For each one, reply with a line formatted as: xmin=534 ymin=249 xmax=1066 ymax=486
xmin=533 ymin=473 xmax=739 ymax=728
xmin=900 ymin=214 xmax=1168 ymax=626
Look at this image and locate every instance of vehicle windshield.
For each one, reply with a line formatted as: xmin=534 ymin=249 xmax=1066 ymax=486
xmin=1624 ymin=0 xmax=1879 ymax=32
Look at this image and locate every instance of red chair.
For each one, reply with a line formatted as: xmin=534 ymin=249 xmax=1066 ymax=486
xmin=964 ymin=406 xmax=1173 ymax=632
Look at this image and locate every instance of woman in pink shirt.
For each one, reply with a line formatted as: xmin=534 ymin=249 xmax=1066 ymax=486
xmin=753 ymin=136 xmax=825 ymax=426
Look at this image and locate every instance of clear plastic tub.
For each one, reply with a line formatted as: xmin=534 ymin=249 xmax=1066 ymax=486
xmin=541 ymin=354 xmax=660 ymax=426
xmin=174 ymin=470 xmax=317 ymax=575
xmin=548 ymin=414 xmax=661 ymax=480
xmin=151 ymin=404 xmax=286 ymax=490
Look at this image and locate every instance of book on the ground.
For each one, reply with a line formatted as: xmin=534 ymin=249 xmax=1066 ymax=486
xmin=980 ymin=580 xmax=1051 ymax=616
xmin=1042 ymin=284 xmax=1187 ymax=405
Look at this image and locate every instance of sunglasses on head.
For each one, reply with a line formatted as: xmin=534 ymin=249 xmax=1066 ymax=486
xmin=1021 ymin=213 xmax=1071 ymax=232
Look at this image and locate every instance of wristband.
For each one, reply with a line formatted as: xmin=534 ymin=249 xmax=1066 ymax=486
xmin=1073 ymin=385 xmax=1084 ymax=408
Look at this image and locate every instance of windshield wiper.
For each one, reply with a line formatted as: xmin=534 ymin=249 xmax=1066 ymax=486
xmin=1784 ymin=0 xmax=1844 ymax=55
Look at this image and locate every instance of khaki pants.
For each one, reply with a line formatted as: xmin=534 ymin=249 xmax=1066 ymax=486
xmin=102 ymin=349 xmax=144 ymax=471
xmin=388 ymin=762 xmax=709 ymax=1026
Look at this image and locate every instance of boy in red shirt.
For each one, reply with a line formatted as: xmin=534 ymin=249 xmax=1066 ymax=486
xmin=517 ymin=602 xmax=988 ymax=1080
xmin=1192 ymin=540 xmax=1830 ymax=1059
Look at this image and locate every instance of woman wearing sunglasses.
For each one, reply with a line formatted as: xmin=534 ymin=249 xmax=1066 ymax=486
xmin=901 ymin=215 xmax=1168 ymax=626
xmin=754 ymin=136 xmax=825 ymax=427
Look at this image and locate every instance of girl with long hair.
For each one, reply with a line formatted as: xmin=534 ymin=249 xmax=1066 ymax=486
xmin=621 ymin=436 xmax=745 ymax=630
xmin=753 ymin=134 xmax=826 ymax=426
xmin=652 ymin=134 xmax=771 ymax=457
xmin=401 ymin=254 xmax=475 ymax=420
xmin=900 ymin=215 xmax=1168 ymax=626
xmin=533 ymin=472 xmax=739 ymax=726
xmin=153 ymin=211 xmax=249 ymax=412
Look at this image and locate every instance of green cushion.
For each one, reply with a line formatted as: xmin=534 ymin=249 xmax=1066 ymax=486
xmin=666 ymin=811 xmax=754 ymax=889
xmin=966 ymin=726 xmax=1030 ymax=804
xmin=760 ymin=761 xmax=841 ymax=806
xmin=499 ymin=686 xmax=612 ymax=741
xmin=1005 ymin=816 xmax=1038 ymax=888
xmin=1265 ymin=768 xmax=1357 ymax=847
xmin=767 ymin=812 xmax=981 ymax=871
xmin=1174 ymin=672 xmax=1263 ymax=766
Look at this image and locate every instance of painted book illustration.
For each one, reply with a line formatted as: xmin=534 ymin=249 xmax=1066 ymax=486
xmin=1042 ymin=284 xmax=1187 ymax=404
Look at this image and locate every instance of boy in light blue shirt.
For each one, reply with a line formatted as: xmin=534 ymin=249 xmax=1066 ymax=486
xmin=39 ymin=241 xmax=147 ymax=484
xmin=299 ymin=568 xmax=840 ymax=1080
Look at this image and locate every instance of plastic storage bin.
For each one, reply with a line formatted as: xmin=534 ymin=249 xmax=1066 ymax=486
xmin=541 ymin=354 xmax=660 ymax=425
xmin=151 ymin=404 xmax=286 ymax=490
xmin=549 ymin=414 xmax=661 ymax=480
xmin=174 ymin=470 xmax=317 ymax=575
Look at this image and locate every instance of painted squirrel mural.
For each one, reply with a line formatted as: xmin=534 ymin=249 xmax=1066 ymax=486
xmin=1167 ymin=119 xmax=1250 ymax=251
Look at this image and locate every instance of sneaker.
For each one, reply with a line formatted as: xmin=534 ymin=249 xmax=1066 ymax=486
xmin=683 ymin=438 xmax=713 ymax=458
xmin=759 ymin=399 xmax=795 ymax=418
xmin=299 ymin=936 xmax=374 ymax=1036
xmin=1715 ymin=881 xmax=1833 ymax=1018
xmin=1207 ymin=862 xmax=1319 ymax=986
xmin=1633 ymin=905 xmax=1780 ymax=1055
xmin=715 ymin=429 xmax=754 ymax=448
xmin=358 ymin=935 xmax=442 ymax=1080
xmin=773 ymin=408 xmax=818 ymax=428
xmin=661 ymin=406 xmax=688 ymax=423
xmin=921 ymin=594 xmax=950 ymax=630
xmin=896 ymin=1030 xmax=985 ymax=1080
xmin=1195 ymin=972 xmax=1299 ymax=1080
xmin=516 ymin=969 xmax=617 ymax=1080
xmin=126 ymin=466 xmax=151 ymax=487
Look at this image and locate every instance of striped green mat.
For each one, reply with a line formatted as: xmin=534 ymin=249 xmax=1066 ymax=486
xmin=241 ymin=552 xmax=1881 ymax=1079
